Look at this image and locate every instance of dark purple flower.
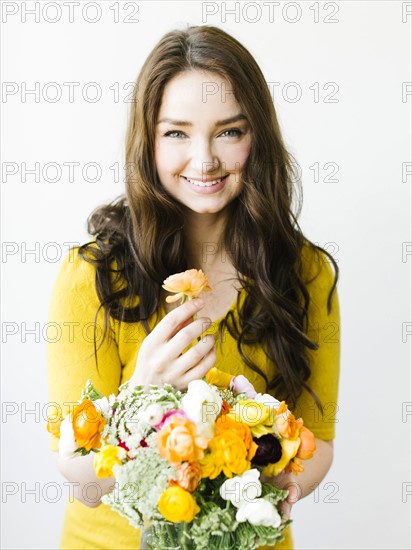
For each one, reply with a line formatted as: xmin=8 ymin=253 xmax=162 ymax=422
xmin=252 ymin=434 xmax=282 ymax=466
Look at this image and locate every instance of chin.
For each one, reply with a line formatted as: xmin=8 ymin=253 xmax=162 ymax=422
xmin=185 ymin=204 xmax=228 ymax=215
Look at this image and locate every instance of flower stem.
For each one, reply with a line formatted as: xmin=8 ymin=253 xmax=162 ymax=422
xmin=185 ymin=296 xmax=200 ymax=340
xmin=179 ymin=522 xmax=192 ymax=550
xmin=165 ymin=522 xmax=178 ymax=548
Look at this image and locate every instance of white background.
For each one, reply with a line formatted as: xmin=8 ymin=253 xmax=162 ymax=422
xmin=1 ymin=1 xmax=411 ymax=548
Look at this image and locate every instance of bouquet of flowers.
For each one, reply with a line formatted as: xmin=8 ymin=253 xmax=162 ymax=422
xmin=47 ymin=270 xmax=316 ymax=549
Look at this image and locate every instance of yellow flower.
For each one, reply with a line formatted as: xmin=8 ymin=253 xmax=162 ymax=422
xmin=162 ymin=269 xmax=211 ymax=304
xmin=262 ymin=437 xmax=301 ymax=477
xmin=46 ymin=413 xmax=62 ymax=439
xmin=200 ymin=431 xmax=251 ymax=479
xmin=205 ymin=367 xmax=233 ymax=389
xmin=94 ymin=445 xmax=122 ymax=478
xmin=227 ymin=400 xmax=274 ymax=437
xmin=215 ymin=416 xmax=257 ymax=461
xmin=158 ymin=486 xmax=200 ymax=523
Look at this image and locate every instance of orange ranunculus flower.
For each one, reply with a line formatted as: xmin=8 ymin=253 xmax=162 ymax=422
xmin=205 ymin=367 xmax=233 ymax=389
xmin=72 ymin=399 xmax=106 ymax=451
xmin=162 ymin=269 xmax=211 ymax=304
xmin=296 ymin=426 xmax=316 ymax=460
xmin=158 ymin=416 xmax=208 ymax=464
xmin=275 ymin=402 xmax=303 ymax=440
xmin=158 ymin=486 xmax=200 ymax=523
xmin=285 ymin=457 xmax=305 ymax=476
xmin=173 ymin=461 xmax=203 ymax=492
xmin=215 ymin=415 xmax=258 ymax=461
xmin=200 ymin=431 xmax=251 ymax=479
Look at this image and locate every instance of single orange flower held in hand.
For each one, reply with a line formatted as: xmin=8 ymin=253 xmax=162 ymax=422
xmin=162 ymin=269 xmax=211 ymax=304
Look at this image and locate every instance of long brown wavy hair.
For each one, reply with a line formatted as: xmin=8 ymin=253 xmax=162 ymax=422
xmin=78 ymin=25 xmax=339 ymax=412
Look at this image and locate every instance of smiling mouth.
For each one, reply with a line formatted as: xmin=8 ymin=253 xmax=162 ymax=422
xmin=183 ymin=175 xmax=229 ymax=187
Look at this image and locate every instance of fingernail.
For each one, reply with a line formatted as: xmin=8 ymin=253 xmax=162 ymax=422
xmin=194 ymin=299 xmax=204 ymax=308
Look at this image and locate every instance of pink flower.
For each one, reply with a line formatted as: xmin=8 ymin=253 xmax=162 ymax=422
xmin=230 ymin=375 xmax=257 ymax=398
xmin=155 ymin=409 xmax=189 ymax=431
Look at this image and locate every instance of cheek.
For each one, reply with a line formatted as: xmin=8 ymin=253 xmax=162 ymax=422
xmin=155 ymin=142 xmax=184 ymax=177
xmin=221 ymin=142 xmax=252 ymax=171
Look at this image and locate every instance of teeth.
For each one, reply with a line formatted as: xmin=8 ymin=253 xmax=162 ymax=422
xmin=186 ymin=176 xmax=225 ymax=187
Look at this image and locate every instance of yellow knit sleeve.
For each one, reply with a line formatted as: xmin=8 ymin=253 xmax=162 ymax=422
xmin=46 ymin=246 xmax=122 ymax=451
xmin=294 ymin=246 xmax=341 ymax=440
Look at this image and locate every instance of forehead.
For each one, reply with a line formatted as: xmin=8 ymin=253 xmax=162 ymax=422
xmin=158 ymin=70 xmax=241 ymax=118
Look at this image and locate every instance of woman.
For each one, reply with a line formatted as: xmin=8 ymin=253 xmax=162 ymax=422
xmin=47 ymin=25 xmax=340 ymax=550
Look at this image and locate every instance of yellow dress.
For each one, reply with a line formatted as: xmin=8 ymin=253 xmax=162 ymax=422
xmin=47 ymin=242 xmax=340 ymax=550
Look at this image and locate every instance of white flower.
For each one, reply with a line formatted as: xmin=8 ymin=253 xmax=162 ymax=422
xmin=236 ymin=498 xmax=282 ymax=528
xmin=94 ymin=396 xmax=110 ymax=416
xmin=116 ymin=388 xmax=131 ymax=402
xmin=58 ymin=415 xmax=78 ymax=459
xmin=140 ymin=404 xmax=164 ymax=426
xmin=181 ymin=379 xmax=222 ymax=434
xmin=196 ymin=421 xmax=214 ymax=439
xmin=255 ymin=393 xmax=280 ymax=410
xmin=219 ymin=469 xmax=262 ymax=508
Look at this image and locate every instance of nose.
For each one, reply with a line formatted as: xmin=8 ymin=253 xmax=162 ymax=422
xmin=189 ymin=138 xmax=220 ymax=176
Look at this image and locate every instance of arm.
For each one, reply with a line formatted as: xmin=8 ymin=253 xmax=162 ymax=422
xmin=47 ymin=249 xmax=215 ymax=507
xmin=264 ymin=439 xmax=334 ymax=520
xmin=271 ymin=248 xmax=341 ymax=519
xmin=47 ymin=247 xmax=123 ymax=507
xmin=54 ymin=453 xmax=116 ymax=508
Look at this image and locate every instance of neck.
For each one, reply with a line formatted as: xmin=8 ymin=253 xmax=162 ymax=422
xmin=182 ymin=210 xmax=229 ymax=271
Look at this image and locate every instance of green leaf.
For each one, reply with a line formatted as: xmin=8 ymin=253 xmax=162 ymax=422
xmin=81 ymin=379 xmax=104 ymax=401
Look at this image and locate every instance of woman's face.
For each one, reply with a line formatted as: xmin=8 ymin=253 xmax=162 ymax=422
xmin=154 ymin=70 xmax=252 ymax=216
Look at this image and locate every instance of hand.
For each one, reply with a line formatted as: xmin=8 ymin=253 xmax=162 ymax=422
xmin=128 ymin=299 xmax=216 ymax=391
xmin=261 ymin=471 xmax=301 ymax=522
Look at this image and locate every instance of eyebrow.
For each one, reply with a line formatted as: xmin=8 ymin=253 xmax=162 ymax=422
xmin=157 ymin=114 xmax=248 ymax=126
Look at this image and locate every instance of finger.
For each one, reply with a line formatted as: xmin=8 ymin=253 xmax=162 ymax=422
xmin=278 ymin=499 xmax=292 ymax=522
xmin=175 ymin=332 xmax=216 ymax=371
xmin=272 ymin=470 xmax=289 ymax=489
xmin=158 ymin=344 xmax=216 ymax=391
xmin=169 ymin=316 xmax=192 ymax=340
xmin=179 ymin=345 xmax=217 ymax=387
xmin=169 ymin=312 xmax=212 ymax=341
xmin=152 ymin=299 xmax=205 ymax=343
xmin=167 ymin=317 xmax=213 ymax=357
xmin=285 ymin=480 xmax=300 ymax=505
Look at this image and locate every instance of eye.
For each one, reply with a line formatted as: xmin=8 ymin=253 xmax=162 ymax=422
xmin=163 ymin=130 xmax=186 ymax=138
xmin=219 ymin=128 xmax=244 ymax=138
